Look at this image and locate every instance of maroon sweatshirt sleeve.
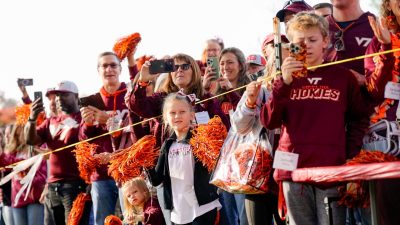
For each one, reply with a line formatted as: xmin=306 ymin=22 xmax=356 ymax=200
xmin=260 ymin=78 xmax=291 ymax=130
xmin=345 ymin=72 xmax=370 ymax=158
xmin=364 ymin=37 xmax=394 ymax=103
xmin=22 ymin=96 xmax=32 ymax=104
xmin=78 ymin=122 xmax=104 ymax=141
xmin=128 ymin=86 xmax=165 ymax=118
xmin=128 ymin=65 xmax=139 ymax=81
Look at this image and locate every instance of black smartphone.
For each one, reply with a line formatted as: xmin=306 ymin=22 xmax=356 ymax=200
xmin=34 ymin=91 xmax=43 ymax=103
xmin=17 ymin=78 xmax=33 ymax=86
xmin=149 ymin=59 xmax=175 ymax=74
xmin=79 ymin=96 xmax=91 ymax=107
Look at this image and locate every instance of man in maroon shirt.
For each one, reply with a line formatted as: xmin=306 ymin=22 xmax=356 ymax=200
xmin=325 ymin=0 xmax=374 ymax=85
xmin=25 ymin=81 xmax=89 ymax=225
xmin=79 ymin=52 xmax=134 ymax=225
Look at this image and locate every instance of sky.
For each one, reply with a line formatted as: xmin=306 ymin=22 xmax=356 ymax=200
xmin=0 ymin=0 xmax=378 ymax=107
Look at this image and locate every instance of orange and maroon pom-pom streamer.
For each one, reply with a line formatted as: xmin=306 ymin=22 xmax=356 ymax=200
xmin=73 ymin=142 xmax=100 ymax=184
xmin=108 ymin=135 xmax=159 ymax=185
xmin=15 ymin=104 xmax=46 ymax=126
xmin=67 ymin=193 xmax=91 ymax=225
xmin=136 ymin=55 xmax=153 ymax=71
xmin=338 ymin=150 xmax=399 ymax=208
xmin=189 ymin=116 xmax=227 ymax=172
xmin=15 ymin=104 xmax=31 ymax=125
xmin=113 ymin=32 xmax=141 ymax=61
xmin=346 ymin=150 xmax=398 ymax=165
xmin=104 ymin=215 xmax=122 ymax=225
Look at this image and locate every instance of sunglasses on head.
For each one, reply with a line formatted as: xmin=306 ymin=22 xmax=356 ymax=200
xmin=334 ymin=30 xmax=345 ymax=52
xmin=282 ymin=0 xmax=304 ymax=8
xmin=174 ymin=63 xmax=191 ymax=71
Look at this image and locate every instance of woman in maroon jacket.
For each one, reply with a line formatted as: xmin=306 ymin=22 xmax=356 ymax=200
xmin=260 ymin=12 xmax=369 ymax=225
xmin=1 ymin=124 xmax=46 ymax=225
xmin=127 ymin=53 xmax=229 ymax=145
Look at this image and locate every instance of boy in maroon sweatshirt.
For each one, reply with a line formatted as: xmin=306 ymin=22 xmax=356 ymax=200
xmin=260 ymin=12 xmax=369 ymax=225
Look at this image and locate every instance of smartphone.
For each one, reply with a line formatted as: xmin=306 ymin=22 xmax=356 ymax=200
xmin=17 ymin=78 xmax=33 ymax=86
xmin=289 ymin=41 xmax=307 ymax=78
xmin=206 ymin=57 xmax=220 ymax=79
xmin=149 ymin=59 xmax=175 ymax=74
xmin=34 ymin=91 xmax=43 ymax=103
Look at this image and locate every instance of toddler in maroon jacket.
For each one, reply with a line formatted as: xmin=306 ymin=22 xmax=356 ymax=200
xmin=260 ymin=12 xmax=369 ymax=225
xmin=122 ymin=177 xmax=165 ymax=225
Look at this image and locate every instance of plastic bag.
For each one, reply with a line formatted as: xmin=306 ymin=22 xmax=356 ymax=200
xmin=362 ymin=119 xmax=400 ymax=156
xmin=210 ymin=124 xmax=273 ymax=194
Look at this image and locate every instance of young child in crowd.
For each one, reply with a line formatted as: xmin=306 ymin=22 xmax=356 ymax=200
xmin=147 ymin=93 xmax=221 ymax=225
xmin=122 ymin=177 xmax=165 ymax=225
xmin=260 ymin=12 xmax=369 ymax=225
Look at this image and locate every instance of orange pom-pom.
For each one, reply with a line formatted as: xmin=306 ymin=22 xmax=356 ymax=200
xmin=104 ymin=215 xmax=122 ymax=225
xmin=338 ymin=150 xmax=399 ymax=208
xmin=15 ymin=104 xmax=31 ymax=125
xmin=189 ymin=116 xmax=227 ymax=172
xmin=73 ymin=142 xmax=100 ymax=184
xmin=136 ymin=55 xmax=153 ymax=71
xmin=108 ymin=135 xmax=159 ymax=185
xmin=113 ymin=33 xmax=141 ymax=61
xmin=67 ymin=193 xmax=91 ymax=225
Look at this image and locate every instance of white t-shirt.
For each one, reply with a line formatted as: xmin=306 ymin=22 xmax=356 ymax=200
xmin=168 ymin=141 xmax=221 ymax=224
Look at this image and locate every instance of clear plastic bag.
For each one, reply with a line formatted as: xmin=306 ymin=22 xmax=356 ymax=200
xmin=210 ymin=124 xmax=273 ymax=194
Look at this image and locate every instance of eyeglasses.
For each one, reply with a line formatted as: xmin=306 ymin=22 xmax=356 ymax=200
xmin=98 ymin=63 xmax=120 ymax=69
xmin=174 ymin=63 xmax=191 ymax=71
xmin=334 ymin=30 xmax=345 ymax=52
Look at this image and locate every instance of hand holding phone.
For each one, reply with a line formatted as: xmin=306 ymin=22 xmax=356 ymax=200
xmin=34 ymin=91 xmax=43 ymax=103
xmin=17 ymin=78 xmax=33 ymax=87
xmin=149 ymin=59 xmax=175 ymax=74
xmin=289 ymin=41 xmax=307 ymax=78
xmin=206 ymin=57 xmax=220 ymax=80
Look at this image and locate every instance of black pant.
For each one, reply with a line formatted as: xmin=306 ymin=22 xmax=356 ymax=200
xmin=245 ymin=193 xmax=285 ymax=225
xmin=172 ymin=208 xmax=217 ymax=225
xmin=44 ymin=181 xmax=90 ymax=225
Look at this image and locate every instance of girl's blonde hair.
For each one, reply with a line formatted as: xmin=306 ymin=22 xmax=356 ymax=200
xmin=380 ymin=0 xmax=399 ymax=31
xmin=286 ymin=12 xmax=329 ymax=41
xmin=4 ymin=124 xmax=29 ymax=154
xmin=122 ymin=177 xmax=151 ymax=222
xmin=162 ymin=93 xmax=194 ymax=128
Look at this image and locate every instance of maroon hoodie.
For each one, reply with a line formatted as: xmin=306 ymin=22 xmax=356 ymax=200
xmin=325 ymin=12 xmax=375 ymax=75
xmin=79 ymin=82 xmax=132 ymax=181
xmin=260 ymin=65 xmax=369 ymax=182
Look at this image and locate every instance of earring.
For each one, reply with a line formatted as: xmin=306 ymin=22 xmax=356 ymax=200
xmin=386 ymin=10 xmax=397 ymax=30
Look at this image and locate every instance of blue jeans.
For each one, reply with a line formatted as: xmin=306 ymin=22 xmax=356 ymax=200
xmin=91 ymin=180 xmax=118 ymax=225
xmin=12 ymin=203 xmax=44 ymax=225
xmin=219 ymin=191 xmax=248 ymax=225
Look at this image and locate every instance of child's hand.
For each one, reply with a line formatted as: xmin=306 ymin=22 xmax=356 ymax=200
xmin=281 ymin=57 xmax=303 ymax=85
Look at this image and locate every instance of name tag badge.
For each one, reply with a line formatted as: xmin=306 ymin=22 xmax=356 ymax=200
xmin=195 ymin=111 xmax=210 ymax=124
xmin=273 ymin=150 xmax=299 ymax=171
xmin=384 ymin=82 xmax=400 ymax=100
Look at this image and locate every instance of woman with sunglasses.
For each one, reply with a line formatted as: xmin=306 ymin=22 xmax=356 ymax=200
xmin=362 ymin=2 xmax=400 ymax=224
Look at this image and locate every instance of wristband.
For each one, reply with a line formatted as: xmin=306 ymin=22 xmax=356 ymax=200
xmin=28 ymin=117 xmax=36 ymax=122
xmin=138 ymin=81 xmax=151 ymax=87
xmin=245 ymin=100 xmax=257 ymax=109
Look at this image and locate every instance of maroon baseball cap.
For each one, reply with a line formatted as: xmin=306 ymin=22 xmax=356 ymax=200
xmin=262 ymin=33 xmax=289 ymax=47
xmin=276 ymin=1 xmax=313 ymax=22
